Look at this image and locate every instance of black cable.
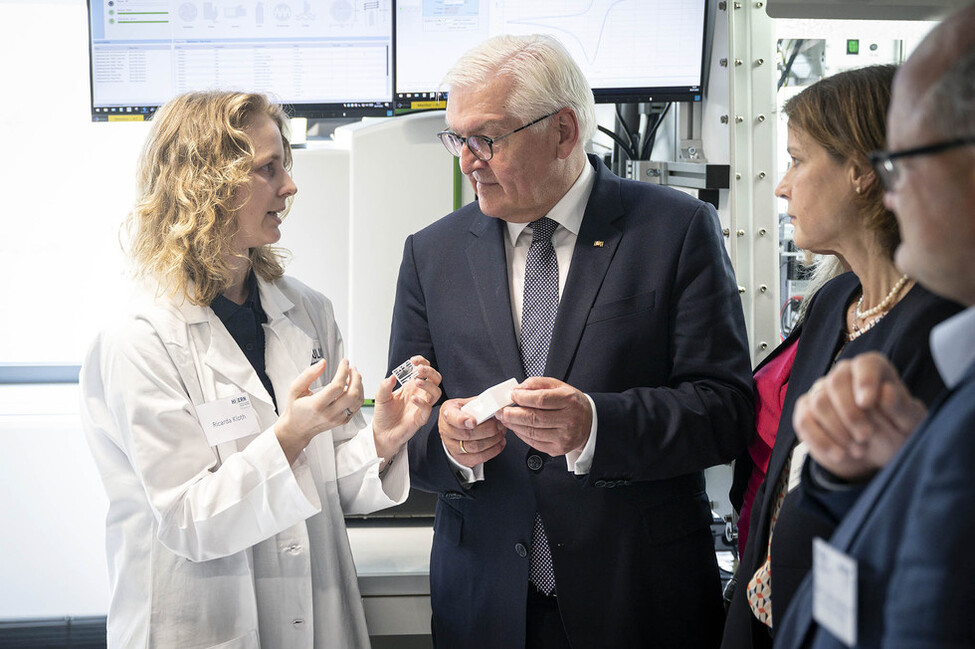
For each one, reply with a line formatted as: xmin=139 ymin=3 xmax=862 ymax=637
xmin=598 ymin=124 xmax=637 ymax=159
xmin=616 ymin=104 xmax=641 ymax=157
xmin=640 ymin=102 xmax=672 ymax=160
xmin=781 ymin=295 xmax=803 ymax=338
xmin=777 ymin=39 xmax=805 ymax=90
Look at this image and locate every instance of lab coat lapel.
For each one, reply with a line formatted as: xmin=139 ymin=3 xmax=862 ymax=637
xmin=258 ymin=278 xmax=317 ymax=403
xmin=545 ymin=160 xmax=624 ymax=381
xmin=257 ymin=278 xmax=337 ymax=483
xmin=169 ymin=294 xmax=276 ymax=412
xmin=466 ymin=213 xmax=526 ymax=381
xmin=198 ymin=308 xmax=277 ymax=410
xmin=173 ymin=295 xmax=275 ymax=464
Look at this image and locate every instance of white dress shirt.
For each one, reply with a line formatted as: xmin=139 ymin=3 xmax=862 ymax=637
xmin=931 ymin=304 xmax=975 ymax=388
xmin=449 ymin=161 xmax=600 ymax=483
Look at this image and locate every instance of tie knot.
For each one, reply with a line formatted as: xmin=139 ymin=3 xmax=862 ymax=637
xmin=530 ymin=217 xmax=558 ymax=243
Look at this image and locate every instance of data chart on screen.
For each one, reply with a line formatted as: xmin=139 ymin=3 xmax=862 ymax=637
xmin=394 ymin=0 xmax=707 ymax=109
xmin=89 ymin=0 xmax=394 ymax=119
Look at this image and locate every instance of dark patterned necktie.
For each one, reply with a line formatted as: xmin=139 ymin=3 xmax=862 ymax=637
xmin=521 ymin=216 xmax=559 ymax=595
xmin=521 ymin=217 xmax=559 ymax=376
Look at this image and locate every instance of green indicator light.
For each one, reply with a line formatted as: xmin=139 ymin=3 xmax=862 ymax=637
xmin=847 ymin=39 xmax=860 ymax=55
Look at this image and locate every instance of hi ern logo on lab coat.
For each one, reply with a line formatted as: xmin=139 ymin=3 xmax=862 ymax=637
xmin=310 ymin=344 xmax=324 ymax=365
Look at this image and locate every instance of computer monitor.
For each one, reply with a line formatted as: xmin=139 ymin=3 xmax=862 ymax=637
xmin=394 ymin=0 xmax=708 ymax=111
xmin=87 ymin=0 xmax=395 ymax=121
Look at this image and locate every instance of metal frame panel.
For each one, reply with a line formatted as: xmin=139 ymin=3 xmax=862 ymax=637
xmin=725 ymin=0 xmax=779 ymax=364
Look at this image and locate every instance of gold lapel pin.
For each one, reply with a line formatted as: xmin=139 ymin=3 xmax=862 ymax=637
xmin=593 ymin=240 xmax=604 ymax=247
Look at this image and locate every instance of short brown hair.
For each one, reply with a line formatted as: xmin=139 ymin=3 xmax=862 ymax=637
xmin=783 ymin=65 xmax=899 ymax=258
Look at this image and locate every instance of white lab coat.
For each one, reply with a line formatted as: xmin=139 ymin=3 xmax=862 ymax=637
xmin=80 ymin=274 xmax=408 ymax=649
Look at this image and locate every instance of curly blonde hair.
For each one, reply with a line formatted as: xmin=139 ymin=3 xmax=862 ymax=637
xmin=125 ymin=91 xmax=293 ymax=305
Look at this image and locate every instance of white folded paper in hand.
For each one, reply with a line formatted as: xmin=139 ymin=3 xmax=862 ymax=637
xmin=461 ymin=378 xmax=519 ymax=425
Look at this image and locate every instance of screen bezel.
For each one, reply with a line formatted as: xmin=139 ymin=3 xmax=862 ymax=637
xmin=86 ymin=0 xmax=396 ymax=122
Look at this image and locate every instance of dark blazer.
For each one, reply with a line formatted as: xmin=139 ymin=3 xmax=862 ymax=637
xmin=388 ymin=155 xmax=753 ymax=648
xmin=775 ymin=355 xmax=975 ymax=648
xmin=721 ymin=273 xmax=961 ymax=649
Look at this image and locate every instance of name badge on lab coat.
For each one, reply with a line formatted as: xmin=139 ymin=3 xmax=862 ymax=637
xmin=195 ymin=393 xmax=262 ymax=446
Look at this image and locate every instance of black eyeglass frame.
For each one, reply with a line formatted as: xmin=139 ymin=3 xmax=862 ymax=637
xmin=869 ymin=136 xmax=975 ymax=189
xmin=437 ymin=110 xmax=561 ymax=161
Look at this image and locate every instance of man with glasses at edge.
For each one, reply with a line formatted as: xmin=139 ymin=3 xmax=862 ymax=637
xmin=387 ymin=34 xmax=753 ymax=648
xmin=773 ymin=5 xmax=975 ymax=647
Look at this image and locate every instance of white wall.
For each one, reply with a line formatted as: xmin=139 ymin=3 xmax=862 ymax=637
xmin=0 ymin=0 xmax=135 ymax=615
xmin=0 ymin=0 xmax=143 ymax=364
xmin=0 ymin=385 xmax=109 ymax=616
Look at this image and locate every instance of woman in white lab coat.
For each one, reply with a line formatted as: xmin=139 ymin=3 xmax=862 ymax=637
xmin=80 ymin=91 xmax=442 ymax=649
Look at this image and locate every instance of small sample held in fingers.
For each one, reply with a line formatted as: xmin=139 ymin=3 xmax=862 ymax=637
xmin=391 ymin=359 xmax=420 ymax=387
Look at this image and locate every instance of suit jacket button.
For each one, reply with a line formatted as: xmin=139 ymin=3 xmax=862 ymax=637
xmin=527 ymin=454 xmax=543 ymax=471
xmin=515 ymin=543 xmax=528 ymax=558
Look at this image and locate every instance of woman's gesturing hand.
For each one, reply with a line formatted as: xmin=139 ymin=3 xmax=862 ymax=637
xmin=276 ymin=358 xmax=364 ymax=464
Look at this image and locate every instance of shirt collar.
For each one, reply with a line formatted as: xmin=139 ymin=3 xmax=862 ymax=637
xmin=931 ymin=304 xmax=975 ymax=388
xmin=210 ymin=270 xmax=262 ymax=317
xmin=152 ymin=273 xmax=292 ymax=326
xmin=505 ymin=159 xmax=596 ymax=245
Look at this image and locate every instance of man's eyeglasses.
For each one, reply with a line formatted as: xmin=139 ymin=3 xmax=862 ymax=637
xmin=869 ymin=137 xmax=975 ymax=190
xmin=438 ymin=111 xmax=560 ymax=161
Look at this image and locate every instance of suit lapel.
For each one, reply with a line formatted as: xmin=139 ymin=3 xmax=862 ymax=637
xmin=466 ymin=212 xmax=526 ymax=381
xmin=760 ymin=281 xmax=856 ymax=538
xmin=545 ymin=158 xmax=624 ymax=381
xmin=463 ymin=157 xmax=626 ymax=383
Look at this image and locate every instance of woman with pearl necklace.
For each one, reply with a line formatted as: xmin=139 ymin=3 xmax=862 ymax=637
xmin=722 ymin=64 xmax=963 ymax=649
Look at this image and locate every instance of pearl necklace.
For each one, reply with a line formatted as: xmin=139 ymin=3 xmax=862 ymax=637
xmin=855 ymin=274 xmax=910 ymax=320
xmin=848 ymin=314 xmax=884 ymax=341
xmin=848 ymin=274 xmax=910 ymax=341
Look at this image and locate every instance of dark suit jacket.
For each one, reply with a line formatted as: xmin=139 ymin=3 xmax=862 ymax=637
xmin=722 ymin=274 xmax=960 ymax=649
xmin=775 ymin=355 xmax=975 ymax=648
xmin=388 ymin=155 xmax=754 ymax=648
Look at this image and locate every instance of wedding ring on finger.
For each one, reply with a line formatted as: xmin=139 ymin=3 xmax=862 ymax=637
xmin=344 ymin=408 xmax=354 ymax=419
xmin=459 ymin=439 xmax=468 ymax=454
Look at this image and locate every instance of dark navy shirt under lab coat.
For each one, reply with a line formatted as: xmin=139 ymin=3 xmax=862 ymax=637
xmin=209 ymin=271 xmax=277 ymax=409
